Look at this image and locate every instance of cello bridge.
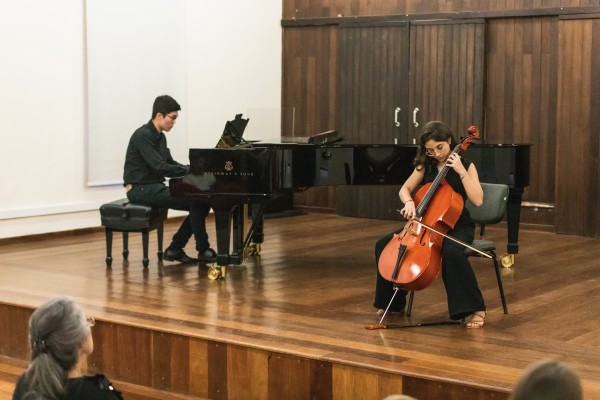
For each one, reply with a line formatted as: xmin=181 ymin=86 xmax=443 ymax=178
xmin=407 ymin=220 xmax=421 ymax=236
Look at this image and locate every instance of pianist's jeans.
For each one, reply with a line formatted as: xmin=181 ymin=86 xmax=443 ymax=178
xmin=127 ymin=183 xmax=211 ymax=253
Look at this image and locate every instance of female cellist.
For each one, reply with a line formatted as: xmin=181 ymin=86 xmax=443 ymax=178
xmin=373 ymin=121 xmax=486 ymax=328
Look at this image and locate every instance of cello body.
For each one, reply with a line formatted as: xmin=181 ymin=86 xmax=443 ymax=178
xmin=378 ymin=180 xmax=464 ymax=291
xmin=377 ymin=126 xmax=479 ymax=292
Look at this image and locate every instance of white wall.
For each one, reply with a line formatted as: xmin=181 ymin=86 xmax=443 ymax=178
xmin=0 ymin=0 xmax=282 ymax=239
xmin=86 ymin=0 xmax=189 ymax=186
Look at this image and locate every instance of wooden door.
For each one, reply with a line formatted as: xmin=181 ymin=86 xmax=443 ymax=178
xmin=408 ymin=19 xmax=486 ymax=141
xmin=336 ymin=22 xmax=411 ymax=219
xmin=336 ymin=19 xmax=486 ymax=219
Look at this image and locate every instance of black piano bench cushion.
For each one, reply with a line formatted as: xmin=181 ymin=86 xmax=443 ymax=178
xmin=99 ymin=199 xmax=168 ymax=268
xmin=100 ymin=199 xmax=167 ymax=231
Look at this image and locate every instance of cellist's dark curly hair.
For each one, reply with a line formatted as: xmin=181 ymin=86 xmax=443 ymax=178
xmin=414 ymin=121 xmax=458 ymax=173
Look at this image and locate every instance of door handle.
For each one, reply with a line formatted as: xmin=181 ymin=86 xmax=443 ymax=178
xmin=394 ymin=107 xmax=401 ymax=127
xmin=413 ymin=108 xmax=420 ymax=128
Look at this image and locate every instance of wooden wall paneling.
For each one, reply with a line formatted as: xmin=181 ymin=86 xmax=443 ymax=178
xmin=282 ymin=26 xmax=338 ymax=210
xmin=282 ymin=1 xmax=599 ymax=19
xmin=310 ymin=360 xmax=333 ymax=399
xmin=556 ymin=16 xmax=600 ymax=236
xmin=537 ymin=17 xmax=559 ymax=204
xmin=281 ymin=5 xmax=600 ymax=234
xmin=408 ymin=20 xmax=485 ymax=140
xmin=592 ymin=18 xmax=600 ymax=234
xmin=226 ymin=345 xmax=269 ymax=400
xmin=188 ymin=338 xmax=209 ymax=398
xmin=119 ymin=325 xmax=153 ymax=386
xmin=402 ymin=376 xmax=509 ymax=400
xmin=281 ymin=27 xmax=337 ymax=136
xmin=331 ymin=364 xmax=403 ymax=400
xmin=268 ymin=353 xmax=314 ymax=399
xmin=208 ymin=341 xmax=228 ymax=399
xmin=90 ymin=322 xmax=153 ymax=387
xmin=152 ymin=332 xmax=173 ymax=391
xmin=485 ymin=17 xmax=559 ymax=227
xmin=152 ymin=333 xmax=190 ymax=392
xmin=335 ymin=22 xmax=411 ymax=219
xmin=0 ymin=305 xmax=30 ymax=360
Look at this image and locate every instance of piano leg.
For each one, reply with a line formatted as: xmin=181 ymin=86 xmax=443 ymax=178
xmin=210 ymin=205 xmax=254 ymax=278
xmin=211 ymin=204 xmax=264 ymax=277
xmin=214 ymin=210 xmax=233 ymax=267
xmin=504 ymin=187 xmax=524 ymax=267
xmin=231 ymin=205 xmax=246 ymax=262
xmin=251 ymin=204 xmax=264 ymax=245
xmin=242 ymin=204 xmax=265 ymax=256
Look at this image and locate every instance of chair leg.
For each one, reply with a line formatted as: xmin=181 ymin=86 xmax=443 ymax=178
xmin=105 ymin=229 xmax=113 ymax=267
xmin=157 ymin=223 xmax=164 ymax=261
xmin=122 ymin=232 xmax=129 ymax=259
xmin=491 ymin=251 xmax=508 ymax=314
xmin=142 ymin=230 xmax=150 ymax=268
xmin=407 ymin=291 xmax=414 ymax=317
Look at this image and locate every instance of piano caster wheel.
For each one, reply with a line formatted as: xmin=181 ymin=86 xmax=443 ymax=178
xmin=248 ymin=243 xmax=261 ymax=256
xmin=208 ymin=266 xmax=227 ymax=280
xmin=500 ymin=254 xmax=515 ymax=268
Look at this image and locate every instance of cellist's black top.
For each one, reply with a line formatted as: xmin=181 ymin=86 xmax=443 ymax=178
xmin=422 ymin=158 xmax=474 ymax=228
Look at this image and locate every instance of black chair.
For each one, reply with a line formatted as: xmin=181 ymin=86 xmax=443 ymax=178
xmin=406 ymin=182 xmax=510 ymax=316
xmin=100 ymin=199 xmax=168 ymax=268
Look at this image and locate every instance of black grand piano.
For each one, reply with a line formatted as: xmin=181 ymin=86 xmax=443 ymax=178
xmin=170 ymin=116 xmax=530 ymax=278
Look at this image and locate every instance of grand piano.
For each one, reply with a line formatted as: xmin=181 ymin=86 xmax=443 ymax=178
xmin=170 ymin=116 xmax=530 ymax=278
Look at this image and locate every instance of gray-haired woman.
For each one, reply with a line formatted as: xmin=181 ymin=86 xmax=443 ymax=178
xmin=12 ymin=296 xmax=122 ymax=399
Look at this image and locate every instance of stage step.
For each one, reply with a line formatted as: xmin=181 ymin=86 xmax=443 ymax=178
xmin=0 ymin=356 xmax=25 ymax=399
xmin=0 ymin=356 xmax=203 ymax=400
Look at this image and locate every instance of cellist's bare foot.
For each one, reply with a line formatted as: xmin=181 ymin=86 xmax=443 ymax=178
xmin=464 ymin=311 xmax=486 ymax=329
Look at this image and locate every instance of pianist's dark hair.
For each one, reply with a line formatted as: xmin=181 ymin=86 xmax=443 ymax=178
xmin=414 ymin=120 xmax=458 ymax=173
xmin=152 ymin=95 xmax=181 ymax=119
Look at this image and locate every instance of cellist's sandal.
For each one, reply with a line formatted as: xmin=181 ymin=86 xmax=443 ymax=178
xmin=465 ymin=311 xmax=486 ymax=329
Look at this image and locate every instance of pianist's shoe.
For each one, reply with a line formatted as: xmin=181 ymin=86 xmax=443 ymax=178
xmin=163 ymin=246 xmax=198 ymax=263
xmin=198 ymin=248 xmax=217 ymax=263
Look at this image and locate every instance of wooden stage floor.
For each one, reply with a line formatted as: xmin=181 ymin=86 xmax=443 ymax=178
xmin=1 ymin=212 xmax=600 ymax=399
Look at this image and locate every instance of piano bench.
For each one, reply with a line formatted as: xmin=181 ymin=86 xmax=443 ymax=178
xmin=99 ymin=199 xmax=168 ymax=268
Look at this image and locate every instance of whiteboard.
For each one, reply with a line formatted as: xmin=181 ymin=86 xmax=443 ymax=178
xmin=86 ymin=0 xmax=187 ymax=186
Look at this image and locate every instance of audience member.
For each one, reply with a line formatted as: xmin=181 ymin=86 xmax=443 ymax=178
xmin=509 ymin=359 xmax=583 ymax=400
xmin=12 ymin=296 xmax=122 ymax=399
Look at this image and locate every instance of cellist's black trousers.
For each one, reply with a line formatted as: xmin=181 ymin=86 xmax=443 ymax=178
xmin=373 ymin=222 xmax=486 ymax=321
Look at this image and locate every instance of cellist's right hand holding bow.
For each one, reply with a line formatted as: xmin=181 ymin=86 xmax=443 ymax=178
xmin=400 ymin=198 xmax=416 ymax=220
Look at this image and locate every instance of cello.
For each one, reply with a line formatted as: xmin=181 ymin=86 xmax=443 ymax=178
xmin=377 ymin=126 xmax=480 ymax=292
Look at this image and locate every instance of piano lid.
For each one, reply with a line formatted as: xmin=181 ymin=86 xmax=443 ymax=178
xmin=280 ymin=130 xmax=342 ymax=145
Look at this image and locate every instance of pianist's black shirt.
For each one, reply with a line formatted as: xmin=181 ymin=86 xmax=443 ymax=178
xmin=123 ymin=120 xmax=189 ymax=185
